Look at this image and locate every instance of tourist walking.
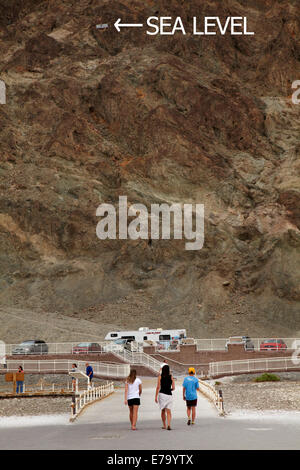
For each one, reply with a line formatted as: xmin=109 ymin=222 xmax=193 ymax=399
xmin=124 ymin=369 xmax=142 ymax=431
xmin=182 ymin=367 xmax=199 ymax=425
xmin=155 ymin=364 xmax=175 ymax=430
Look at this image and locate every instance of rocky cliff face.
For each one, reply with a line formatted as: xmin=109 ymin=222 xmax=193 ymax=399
xmin=0 ymin=0 xmax=299 ymax=337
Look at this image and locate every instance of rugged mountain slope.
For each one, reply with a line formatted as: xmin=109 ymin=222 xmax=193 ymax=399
xmin=0 ymin=0 xmax=299 ymax=338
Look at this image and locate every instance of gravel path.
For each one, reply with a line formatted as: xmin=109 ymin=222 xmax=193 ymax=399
xmin=216 ymin=372 xmax=300 ymax=413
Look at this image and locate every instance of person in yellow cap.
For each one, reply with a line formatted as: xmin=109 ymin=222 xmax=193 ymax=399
xmin=182 ymin=367 xmax=199 ymax=425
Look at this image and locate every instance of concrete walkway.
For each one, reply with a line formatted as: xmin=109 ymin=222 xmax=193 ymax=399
xmin=0 ymin=377 xmax=299 ymax=450
xmin=77 ymin=377 xmax=217 ymax=428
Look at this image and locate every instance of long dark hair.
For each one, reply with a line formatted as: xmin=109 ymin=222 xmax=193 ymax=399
xmin=127 ymin=369 xmax=137 ymax=384
xmin=161 ymin=364 xmax=170 ymax=377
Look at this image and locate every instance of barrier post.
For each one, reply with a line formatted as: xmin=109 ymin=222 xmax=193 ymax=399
xmin=71 ymin=394 xmax=76 ymax=415
xmin=218 ymin=389 xmax=224 ymax=414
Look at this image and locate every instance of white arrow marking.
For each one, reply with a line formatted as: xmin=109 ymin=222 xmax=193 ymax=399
xmin=114 ymin=18 xmax=143 ymax=32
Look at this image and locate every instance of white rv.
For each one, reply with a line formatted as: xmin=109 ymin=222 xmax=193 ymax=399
xmin=105 ymin=327 xmax=187 ymax=344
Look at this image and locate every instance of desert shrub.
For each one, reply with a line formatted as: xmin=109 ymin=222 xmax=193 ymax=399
xmin=254 ymin=373 xmax=280 ymax=382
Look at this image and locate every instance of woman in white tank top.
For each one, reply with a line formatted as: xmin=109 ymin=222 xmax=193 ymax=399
xmin=124 ymin=369 xmax=142 ymax=430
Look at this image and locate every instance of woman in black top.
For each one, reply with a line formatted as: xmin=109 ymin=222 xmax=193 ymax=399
xmin=155 ymin=365 xmax=175 ymax=430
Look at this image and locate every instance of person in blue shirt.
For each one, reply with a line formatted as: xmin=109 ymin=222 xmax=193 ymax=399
xmin=182 ymin=367 xmax=199 ymax=425
xmin=86 ymin=363 xmax=94 ymax=386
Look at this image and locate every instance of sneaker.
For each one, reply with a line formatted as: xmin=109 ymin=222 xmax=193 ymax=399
xmin=191 ymin=421 xmax=195 ymax=425
xmin=187 ymin=419 xmax=191 ymax=425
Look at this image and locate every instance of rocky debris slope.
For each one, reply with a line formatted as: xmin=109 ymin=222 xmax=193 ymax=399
xmin=0 ymin=0 xmax=299 ymax=338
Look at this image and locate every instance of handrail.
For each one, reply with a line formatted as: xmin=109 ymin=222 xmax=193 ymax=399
xmin=114 ymin=350 xmax=161 ymax=373
xmin=151 ymin=352 xmax=207 ymax=368
xmin=209 ymin=356 xmax=300 ymax=377
xmin=198 ymin=379 xmax=225 ymax=416
xmin=4 ymin=337 xmax=300 ymax=355
xmin=5 ymin=341 xmax=126 ymax=355
xmin=70 ymin=382 xmax=114 ymax=421
xmin=5 ymin=359 xmax=130 ymax=378
xmin=195 ymin=337 xmax=300 ymax=351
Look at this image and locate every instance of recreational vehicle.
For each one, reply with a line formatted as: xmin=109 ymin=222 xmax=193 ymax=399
xmin=105 ymin=327 xmax=187 ymax=344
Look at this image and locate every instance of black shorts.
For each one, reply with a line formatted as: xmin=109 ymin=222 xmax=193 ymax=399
xmin=128 ymin=398 xmax=140 ymax=406
xmin=186 ymin=399 xmax=197 ymax=407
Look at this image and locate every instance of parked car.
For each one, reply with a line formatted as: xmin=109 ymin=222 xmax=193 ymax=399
xmin=181 ymin=338 xmax=195 ymax=345
xmin=101 ymin=339 xmax=131 ymax=352
xmin=72 ymin=342 xmax=102 ymax=354
xmin=242 ymin=336 xmax=255 ymax=351
xmin=113 ymin=339 xmax=127 ymax=351
xmin=12 ymin=340 xmax=48 ymax=355
xmin=260 ymin=339 xmax=287 ymax=351
xmin=225 ymin=336 xmax=254 ymax=351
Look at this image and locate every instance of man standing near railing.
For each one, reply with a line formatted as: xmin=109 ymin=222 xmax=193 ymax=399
xmin=16 ymin=366 xmax=24 ymax=394
xmin=86 ymin=363 xmax=94 ymax=387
